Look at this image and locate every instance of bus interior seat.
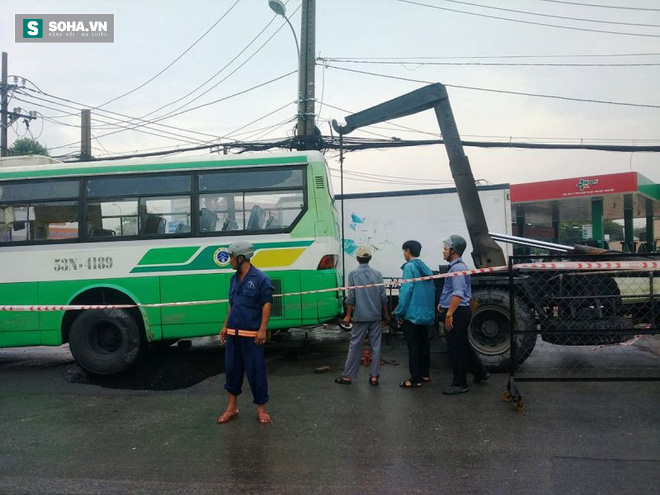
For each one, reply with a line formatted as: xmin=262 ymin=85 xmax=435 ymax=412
xmin=265 ymin=216 xmax=279 ymax=229
xmin=89 ymin=225 xmax=116 ymax=237
xmin=246 ymin=205 xmax=266 ymax=230
xmin=143 ymin=214 xmax=166 ymax=235
xmin=221 ymin=218 xmax=239 ymax=231
xmin=199 ymin=208 xmax=217 ymax=232
xmin=175 ymin=223 xmax=191 ymax=233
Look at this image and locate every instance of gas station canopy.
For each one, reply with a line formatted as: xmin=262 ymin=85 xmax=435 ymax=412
xmin=510 ymin=172 xmax=659 ymax=251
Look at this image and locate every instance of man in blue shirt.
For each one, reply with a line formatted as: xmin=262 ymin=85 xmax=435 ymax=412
xmin=438 ymin=235 xmax=489 ymax=395
xmin=217 ymin=241 xmax=274 ymax=425
xmin=393 ymin=240 xmax=436 ymax=389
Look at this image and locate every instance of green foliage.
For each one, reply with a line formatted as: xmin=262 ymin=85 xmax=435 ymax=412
xmin=8 ymin=138 xmax=49 ymax=157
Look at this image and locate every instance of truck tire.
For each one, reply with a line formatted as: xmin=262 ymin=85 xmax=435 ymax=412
xmin=69 ymin=309 xmax=142 ymax=375
xmin=468 ymin=289 xmax=537 ymax=372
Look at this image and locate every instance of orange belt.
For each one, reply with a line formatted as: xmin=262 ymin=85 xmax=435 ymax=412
xmin=226 ymin=328 xmax=259 ymax=338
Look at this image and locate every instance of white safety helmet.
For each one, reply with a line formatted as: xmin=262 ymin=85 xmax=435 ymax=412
xmin=226 ymin=241 xmax=255 ymax=260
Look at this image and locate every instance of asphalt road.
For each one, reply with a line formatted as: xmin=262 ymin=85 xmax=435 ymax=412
xmin=1 ymin=329 xmax=659 ymax=494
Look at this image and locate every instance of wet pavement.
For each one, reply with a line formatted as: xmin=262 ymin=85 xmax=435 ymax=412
xmin=0 ymin=328 xmax=659 ymax=494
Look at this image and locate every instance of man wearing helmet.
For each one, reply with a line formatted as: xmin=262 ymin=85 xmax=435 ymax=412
xmin=439 ymin=235 xmax=489 ymax=395
xmin=217 ymin=241 xmax=274 ymax=425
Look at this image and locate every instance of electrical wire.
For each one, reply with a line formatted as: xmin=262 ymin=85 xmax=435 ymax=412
xmin=437 ymin=0 xmax=660 ymax=28
xmin=320 ymin=52 xmax=660 ymax=60
xmin=396 ymin=0 xmax=660 ymax=38
xmin=320 ymin=57 xmax=660 ymax=67
xmin=223 ymin=101 xmax=296 ymax=139
xmin=18 ymin=84 xmax=223 ymax=141
xmin=12 ymin=94 xmax=207 ymax=147
xmin=119 ymin=4 xmax=302 ymax=132
xmin=47 ymin=71 xmax=298 ymax=151
xmin=97 ymin=0 xmax=242 ymax=108
xmin=131 ymin=4 xmax=301 ymax=126
xmin=323 ymin=65 xmax=660 ymax=109
xmin=535 ymin=0 xmax=660 ymax=12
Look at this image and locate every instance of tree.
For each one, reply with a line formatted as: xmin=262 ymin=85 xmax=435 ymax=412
xmin=8 ymin=138 xmax=49 ymax=157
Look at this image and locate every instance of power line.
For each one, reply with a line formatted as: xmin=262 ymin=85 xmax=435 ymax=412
xmin=13 ymin=93 xmax=208 ymax=147
xmin=13 ymin=96 xmax=205 ymax=150
xmin=438 ymin=0 xmax=660 ymax=28
xmin=97 ymin=0 xmax=242 ymax=108
xmin=18 ymin=82 xmax=222 ymax=140
xmin=535 ymin=0 xmax=660 ymax=12
xmin=396 ymin=0 xmax=660 ymax=38
xmin=320 ymin=57 xmax=660 ymax=67
xmin=47 ymin=70 xmax=298 ymax=151
xmin=321 ymin=52 xmax=660 ymax=60
xmin=323 ymin=65 xmax=660 ymax=109
xmin=128 ymin=4 xmax=302 ymax=128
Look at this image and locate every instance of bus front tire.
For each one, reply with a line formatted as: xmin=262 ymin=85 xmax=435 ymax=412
xmin=69 ymin=309 xmax=142 ymax=375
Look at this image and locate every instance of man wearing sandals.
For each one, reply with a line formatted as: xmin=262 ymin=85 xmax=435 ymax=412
xmin=393 ymin=240 xmax=436 ymax=389
xmin=335 ymin=246 xmax=390 ymax=386
xmin=439 ymin=235 xmax=489 ymax=395
xmin=217 ymin=241 xmax=274 ymax=425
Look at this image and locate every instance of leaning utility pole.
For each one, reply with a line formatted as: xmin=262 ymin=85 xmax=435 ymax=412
xmin=295 ymin=0 xmax=316 ymax=149
xmin=1 ymin=52 xmax=9 ymax=157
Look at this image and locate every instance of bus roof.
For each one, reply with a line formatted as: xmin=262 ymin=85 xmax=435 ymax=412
xmin=0 ymin=150 xmax=325 ymax=181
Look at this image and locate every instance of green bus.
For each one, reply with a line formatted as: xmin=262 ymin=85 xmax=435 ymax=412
xmin=0 ymin=151 xmax=342 ymax=374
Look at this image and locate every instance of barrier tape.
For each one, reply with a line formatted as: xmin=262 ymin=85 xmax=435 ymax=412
xmin=1 ymin=260 xmax=657 ymax=312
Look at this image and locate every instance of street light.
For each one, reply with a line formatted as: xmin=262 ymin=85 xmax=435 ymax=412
xmin=268 ymin=0 xmax=300 ymax=60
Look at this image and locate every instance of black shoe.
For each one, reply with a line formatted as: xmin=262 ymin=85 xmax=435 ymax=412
xmin=334 ymin=376 xmax=352 ymax=385
xmin=473 ymin=372 xmax=490 ymax=384
xmin=443 ymin=385 xmax=469 ymax=395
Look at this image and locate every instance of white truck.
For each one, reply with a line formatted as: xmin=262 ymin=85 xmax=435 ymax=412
xmin=338 ymin=185 xmax=512 ymax=278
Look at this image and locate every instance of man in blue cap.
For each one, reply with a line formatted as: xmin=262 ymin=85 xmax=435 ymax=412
xmin=216 ymin=241 xmax=274 ymax=425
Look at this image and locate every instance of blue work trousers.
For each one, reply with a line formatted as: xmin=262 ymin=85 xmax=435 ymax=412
xmin=341 ymin=320 xmax=383 ymax=379
xmin=224 ymin=335 xmax=269 ymax=405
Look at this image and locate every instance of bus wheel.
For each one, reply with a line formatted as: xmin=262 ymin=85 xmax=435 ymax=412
xmin=69 ymin=309 xmax=142 ymax=375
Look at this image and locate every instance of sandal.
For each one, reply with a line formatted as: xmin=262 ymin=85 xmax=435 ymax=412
xmin=334 ymin=376 xmax=352 ymax=385
xmin=216 ymin=409 xmax=239 ymax=424
xmin=421 ymin=376 xmax=431 ymax=383
xmin=369 ymin=376 xmax=379 ymax=386
xmin=257 ymin=410 xmax=271 ymax=424
xmin=399 ymin=379 xmax=422 ymax=389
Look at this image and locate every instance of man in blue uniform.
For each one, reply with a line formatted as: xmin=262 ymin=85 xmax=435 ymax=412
xmin=217 ymin=241 xmax=274 ymax=425
xmin=438 ymin=235 xmax=489 ymax=395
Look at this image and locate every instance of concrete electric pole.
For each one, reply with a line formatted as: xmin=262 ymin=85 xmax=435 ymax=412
xmin=1 ymin=52 xmax=9 ymax=157
xmin=296 ymin=0 xmax=316 ymax=149
xmin=80 ymin=109 xmax=92 ymax=160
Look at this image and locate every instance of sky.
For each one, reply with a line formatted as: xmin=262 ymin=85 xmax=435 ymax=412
xmin=2 ymin=0 xmax=659 ymax=194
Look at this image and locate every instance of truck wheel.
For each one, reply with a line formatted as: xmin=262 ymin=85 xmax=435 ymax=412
xmin=468 ymin=289 xmax=537 ymax=372
xmin=69 ymin=309 xmax=142 ymax=375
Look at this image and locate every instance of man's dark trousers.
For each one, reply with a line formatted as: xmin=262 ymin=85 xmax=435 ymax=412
xmin=402 ymin=320 xmax=430 ymax=383
xmin=445 ymin=306 xmax=487 ymax=388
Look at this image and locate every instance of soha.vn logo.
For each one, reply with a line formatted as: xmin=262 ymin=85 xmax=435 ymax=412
xmin=577 ymin=178 xmax=599 ymax=192
xmin=213 ymin=248 xmax=231 ymax=267
xmin=23 ymin=19 xmax=43 ymax=38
